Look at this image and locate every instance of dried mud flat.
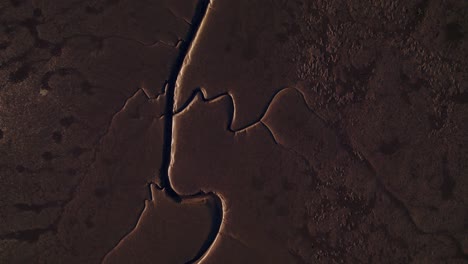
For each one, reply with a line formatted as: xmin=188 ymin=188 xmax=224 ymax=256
xmin=0 ymin=0 xmax=467 ymax=263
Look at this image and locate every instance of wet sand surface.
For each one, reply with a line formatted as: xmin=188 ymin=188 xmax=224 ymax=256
xmin=1 ymin=0 xmax=467 ymax=263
